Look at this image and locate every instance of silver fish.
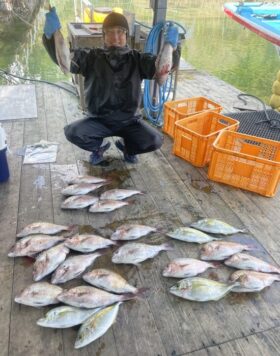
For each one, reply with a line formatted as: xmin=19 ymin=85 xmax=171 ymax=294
xmin=225 ymin=253 xmax=280 ymax=274
xmin=230 ymin=270 xmax=280 ymax=292
xmin=155 ymin=43 xmax=173 ymax=86
xmin=65 ymin=234 xmax=115 ymax=253
xmin=37 ymin=305 xmax=101 ymax=328
xmin=53 ymin=30 xmax=70 ymax=74
xmin=170 ymin=277 xmax=237 ymax=302
xmin=112 ymin=242 xmax=173 ymax=265
xmin=14 ymin=282 xmax=63 ymax=307
xmin=75 ymin=303 xmax=121 ymax=349
xmin=100 ymin=189 xmax=143 ymax=201
xmin=166 ymin=227 xmax=220 ymax=244
xmin=8 ymin=234 xmax=65 ymax=257
xmin=89 ymin=200 xmax=129 ymax=213
xmin=61 ymin=195 xmax=98 ymax=209
xmin=200 ymin=241 xmax=251 ymax=261
xmin=57 ymin=286 xmax=136 ymax=309
xmin=190 ymin=219 xmax=245 ymax=235
xmin=163 ymin=258 xmax=219 ymax=278
xmin=111 ymin=224 xmax=157 ymax=241
xmin=61 ymin=182 xmax=107 ymax=196
xmin=33 ymin=243 xmax=70 ymax=281
xmin=17 ymin=222 xmax=70 ymax=237
xmin=68 ymin=175 xmax=108 ymax=184
xmin=83 ymin=269 xmax=138 ymax=294
xmin=51 ymin=253 xmax=103 ymax=284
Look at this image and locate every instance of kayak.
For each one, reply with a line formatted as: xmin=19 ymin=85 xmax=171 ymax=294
xmin=224 ymin=2 xmax=280 ymax=46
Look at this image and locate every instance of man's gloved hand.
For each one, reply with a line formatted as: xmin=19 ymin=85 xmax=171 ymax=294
xmin=165 ymin=24 xmax=179 ymax=49
xmin=44 ymin=7 xmax=61 ymax=39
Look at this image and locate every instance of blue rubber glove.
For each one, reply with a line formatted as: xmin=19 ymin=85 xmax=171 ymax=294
xmin=44 ymin=7 xmax=61 ymax=39
xmin=165 ymin=24 xmax=179 ymax=49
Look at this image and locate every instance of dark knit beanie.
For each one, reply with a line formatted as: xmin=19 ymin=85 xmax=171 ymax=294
xmin=103 ymin=12 xmax=129 ymax=33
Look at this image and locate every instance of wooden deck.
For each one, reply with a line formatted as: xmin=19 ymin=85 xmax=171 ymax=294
xmin=1 ymin=69 xmax=280 ymax=356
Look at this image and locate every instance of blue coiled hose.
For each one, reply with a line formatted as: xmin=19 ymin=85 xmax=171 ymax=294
xmin=143 ymin=21 xmax=186 ymax=127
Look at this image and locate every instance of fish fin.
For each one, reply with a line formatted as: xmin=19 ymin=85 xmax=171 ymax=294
xmin=120 ymin=292 xmax=138 ymax=302
xmin=134 ymin=287 xmax=150 ymax=299
xmin=210 ymin=261 xmax=222 ymax=268
xmin=95 ymin=248 xmax=109 ymax=256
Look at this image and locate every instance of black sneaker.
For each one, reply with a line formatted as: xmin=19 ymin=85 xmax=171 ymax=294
xmin=89 ymin=142 xmax=111 ymax=165
xmin=115 ymin=140 xmax=138 ymax=164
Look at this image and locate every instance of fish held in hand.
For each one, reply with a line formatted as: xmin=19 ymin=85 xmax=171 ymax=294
xmin=166 ymin=227 xmax=220 ymax=244
xmin=224 ymin=253 xmax=280 ymax=274
xmin=15 ymin=282 xmax=63 ymax=307
xmin=155 ymin=43 xmax=173 ymax=86
xmin=112 ymin=242 xmax=173 ymax=265
xmin=75 ymin=303 xmax=121 ymax=349
xmin=83 ymin=268 xmax=139 ymax=294
xmin=61 ymin=182 xmax=108 ymax=196
xmin=33 ymin=243 xmax=70 ymax=281
xmin=230 ymin=270 xmax=280 ymax=292
xmin=8 ymin=234 xmax=65 ymax=257
xmin=200 ymin=241 xmax=252 ymax=261
xmin=191 ymin=219 xmax=245 ymax=235
xmin=163 ymin=258 xmax=219 ymax=278
xmin=65 ymin=234 xmax=115 ymax=253
xmin=57 ymin=286 xmax=136 ymax=309
xmin=68 ymin=175 xmax=108 ymax=184
xmin=17 ymin=222 xmax=70 ymax=237
xmin=100 ymin=189 xmax=143 ymax=201
xmin=111 ymin=224 xmax=157 ymax=241
xmin=61 ymin=195 xmax=98 ymax=209
xmin=51 ymin=252 xmax=104 ymax=284
xmin=170 ymin=277 xmax=237 ymax=302
xmin=89 ymin=200 xmax=129 ymax=213
xmin=37 ymin=305 xmax=101 ymax=328
xmin=53 ymin=30 xmax=70 ymax=74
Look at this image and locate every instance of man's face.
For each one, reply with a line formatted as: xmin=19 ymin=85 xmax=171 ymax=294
xmin=104 ymin=26 xmax=127 ymax=47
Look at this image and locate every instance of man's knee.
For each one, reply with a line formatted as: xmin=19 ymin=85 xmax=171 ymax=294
xmin=64 ymin=124 xmax=76 ymax=143
xmin=153 ymin=132 xmax=163 ymax=150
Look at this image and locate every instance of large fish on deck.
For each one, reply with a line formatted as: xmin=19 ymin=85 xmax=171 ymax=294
xmin=112 ymin=242 xmax=173 ymax=265
xmin=75 ymin=303 xmax=121 ymax=349
xmin=163 ymin=258 xmax=219 ymax=278
xmin=17 ymin=222 xmax=70 ymax=237
xmin=170 ymin=277 xmax=237 ymax=302
xmin=8 ymin=234 xmax=65 ymax=257
xmin=15 ymin=282 xmax=63 ymax=307
xmin=111 ymin=224 xmax=157 ymax=241
xmin=33 ymin=243 xmax=70 ymax=281
xmin=166 ymin=227 xmax=220 ymax=244
xmin=51 ymin=252 xmax=104 ymax=284
xmin=191 ymin=219 xmax=245 ymax=235
xmin=57 ymin=286 xmax=137 ymax=309
xmin=230 ymin=270 xmax=280 ymax=292
xmin=225 ymin=253 xmax=280 ymax=274
xmin=89 ymin=200 xmax=129 ymax=213
xmin=61 ymin=182 xmax=108 ymax=196
xmin=61 ymin=195 xmax=98 ymax=209
xmin=200 ymin=241 xmax=252 ymax=261
xmin=83 ymin=268 xmax=140 ymax=294
xmin=100 ymin=189 xmax=143 ymax=201
xmin=155 ymin=43 xmax=173 ymax=86
xmin=37 ymin=305 xmax=101 ymax=328
xmin=65 ymin=234 xmax=116 ymax=253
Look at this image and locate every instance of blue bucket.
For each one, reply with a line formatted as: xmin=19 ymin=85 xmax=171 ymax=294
xmin=0 ymin=147 xmax=9 ymax=182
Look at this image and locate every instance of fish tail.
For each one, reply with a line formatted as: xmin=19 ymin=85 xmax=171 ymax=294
xmin=95 ymin=248 xmax=109 ymax=256
xmin=162 ymin=242 xmax=174 ymax=251
xmin=134 ymin=287 xmax=150 ymax=298
xmin=210 ymin=261 xmax=222 ymax=268
xmin=120 ymin=292 xmax=138 ymax=302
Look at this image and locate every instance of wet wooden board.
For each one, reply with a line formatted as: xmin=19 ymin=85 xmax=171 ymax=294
xmin=0 ymin=72 xmax=280 ymax=356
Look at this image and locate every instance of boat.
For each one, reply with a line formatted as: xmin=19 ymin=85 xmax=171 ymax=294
xmin=224 ymin=2 xmax=280 ymax=46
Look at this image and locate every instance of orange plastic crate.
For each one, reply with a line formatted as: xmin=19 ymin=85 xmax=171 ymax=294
xmin=208 ymin=130 xmax=280 ymax=197
xmin=163 ymin=97 xmax=222 ymax=138
xmin=173 ymin=111 xmax=239 ymax=167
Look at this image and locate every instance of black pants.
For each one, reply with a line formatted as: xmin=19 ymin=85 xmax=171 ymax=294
xmin=64 ymin=116 xmax=163 ymax=155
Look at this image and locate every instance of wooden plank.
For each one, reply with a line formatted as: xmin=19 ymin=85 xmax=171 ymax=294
xmin=185 ymin=326 xmax=280 ymax=356
xmin=9 ymin=85 xmax=63 ymax=356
